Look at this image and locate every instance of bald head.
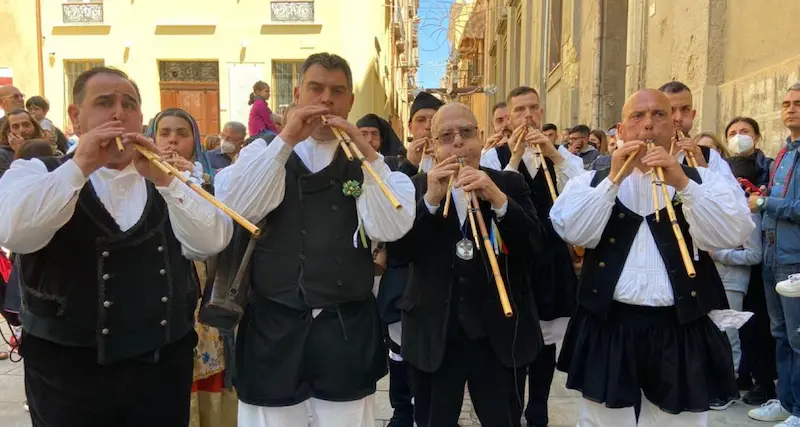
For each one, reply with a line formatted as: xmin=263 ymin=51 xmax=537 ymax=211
xmin=0 ymin=85 xmax=24 ymax=112
xmin=431 ymin=102 xmax=483 ymax=167
xmin=619 ymin=89 xmax=674 ymax=148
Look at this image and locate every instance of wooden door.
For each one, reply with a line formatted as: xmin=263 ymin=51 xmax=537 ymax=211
xmin=159 ymin=82 xmax=220 ymax=139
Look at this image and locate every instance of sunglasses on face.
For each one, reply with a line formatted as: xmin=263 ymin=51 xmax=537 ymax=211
xmin=436 ymin=125 xmax=479 ymax=145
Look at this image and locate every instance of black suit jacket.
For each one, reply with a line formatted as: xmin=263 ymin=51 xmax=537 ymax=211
xmin=389 ymin=167 xmax=545 ymax=372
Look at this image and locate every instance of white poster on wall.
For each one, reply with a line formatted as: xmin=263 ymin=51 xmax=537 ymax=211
xmin=228 ymin=63 xmax=264 ymax=132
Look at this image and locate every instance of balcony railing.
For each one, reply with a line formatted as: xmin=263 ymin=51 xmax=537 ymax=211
xmin=270 ymin=1 xmax=314 ymax=23
xmin=62 ymin=2 xmax=104 ymax=24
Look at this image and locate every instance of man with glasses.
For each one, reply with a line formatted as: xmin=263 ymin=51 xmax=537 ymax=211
xmin=567 ymin=124 xmax=599 ymax=170
xmin=389 ymin=102 xmax=544 ymax=426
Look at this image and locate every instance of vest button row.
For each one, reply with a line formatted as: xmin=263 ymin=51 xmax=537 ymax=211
xmin=160 ymin=320 xmax=168 ymax=326
xmin=618 ymin=213 xmax=626 ymax=219
xmin=598 ymin=262 xmax=606 ymax=268
xmin=102 ymin=273 xmax=110 ymax=280
xmin=157 ymin=246 xmax=164 ymax=252
xmin=159 ymin=269 xmax=166 ymax=275
xmin=331 ymin=205 xmax=338 ymax=211
xmin=102 ymin=251 xmax=110 ymax=257
xmin=103 ymin=300 xmax=112 ymax=308
xmin=300 ymin=229 xmax=307 ymax=236
xmin=161 ymin=296 xmax=169 ymax=303
xmin=299 ymin=254 xmax=306 ymax=260
xmin=101 ymin=328 xmax=110 ymax=336
xmin=690 ymin=291 xmax=697 ymax=297
xmin=336 ymin=280 xmax=343 ymax=287
xmin=608 ymin=238 xmax=616 ymax=244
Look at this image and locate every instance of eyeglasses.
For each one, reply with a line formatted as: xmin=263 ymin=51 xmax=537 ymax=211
xmin=436 ymin=125 xmax=478 ymax=144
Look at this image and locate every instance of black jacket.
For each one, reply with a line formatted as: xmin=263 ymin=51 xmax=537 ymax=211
xmin=389 ymin=168 xmax=545 ymax=372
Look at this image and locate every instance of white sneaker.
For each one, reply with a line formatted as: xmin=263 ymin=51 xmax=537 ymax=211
xmin=777 ymin=274 xmax=800 ymax=297
xmin=775 ymin=415 xmax=800 ymax=427
xmin=749 ymin=399 xmax=791 ymax=421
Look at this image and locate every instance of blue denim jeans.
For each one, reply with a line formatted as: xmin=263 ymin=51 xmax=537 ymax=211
xmin=763 ymin=239 xmax=800 ymax=416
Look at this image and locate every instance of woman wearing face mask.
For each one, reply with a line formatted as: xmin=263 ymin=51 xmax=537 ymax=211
xmin=711 ymin=117 xmax=777 ymax=407
xmin=148 ymin=109 xmax=237 ymax=427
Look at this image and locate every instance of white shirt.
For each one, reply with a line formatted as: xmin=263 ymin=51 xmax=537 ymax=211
xmin=214 ymin=136 xmax=415 ymax=243
xmin=0 ymin=159 xmax=233 ymax=258
xmin=481 ymin=145 xmax=586 ymax=193
xmin=550 ymin=167 xmax=754 ymax=306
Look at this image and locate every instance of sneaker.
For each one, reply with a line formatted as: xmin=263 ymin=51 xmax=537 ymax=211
xmin=775 ymin=415 xmax=800 ymax=427
xmin=744 ymin=384 xmax=777 ymax=406
xmin=710 ymin=398 xmax=737 ymax=410
xmin=777 ymin=274 xmax=800 ymax=297
xmin=749 ymin=399 xmax=791 ymax=421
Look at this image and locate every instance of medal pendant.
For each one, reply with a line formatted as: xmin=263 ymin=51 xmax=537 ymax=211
xmin=456 ymin=238 xmax=475 ymax=260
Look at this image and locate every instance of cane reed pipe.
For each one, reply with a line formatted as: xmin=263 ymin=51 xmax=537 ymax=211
xmin=646 ymin=140 xmax=697 ymax=278
xmin=417 ymin=138 xmax=428 ymax=173
xmin=469 ymin=192 xmax=513 ymax=317
xmin=115 ymin=136 xmax=124 ymax=152
xmin=443 ymin=172 xmax=455 ymax=218
xmin=132 ymin=143 xmax=261 ymax=236
xmin=347 ymin=141 xmax=403 ymax=211
xmin=532 ymin=143 xmax=558 ymax=203
xmin=611 ymin=147 xmax=640 ymax=184
xmin=330 ymin=126 xmax=354 ymax=161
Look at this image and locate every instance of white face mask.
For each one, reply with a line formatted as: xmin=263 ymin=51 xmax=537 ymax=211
xmin=727 ymin=134 xmax=754 ymax=156
xmin=220 ymin=139 xmax=237 ymax=154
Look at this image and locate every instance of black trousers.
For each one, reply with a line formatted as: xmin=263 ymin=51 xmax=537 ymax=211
xmin=512 ymin=343 xmax=556 ymax=427
xmin=410 ymin=328 xmax=516 ymax=427
xmin=388 ymin=357 xmax=414 ymax=426
xmin=739 ymin=265 xmax=777 ymax=389
xmin=21 ymin=331 xmax=196 ymax=427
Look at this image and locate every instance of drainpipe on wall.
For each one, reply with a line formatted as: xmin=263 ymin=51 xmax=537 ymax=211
xmin=539 ymin=0 xmax=549 ymax=121
xmin=592 ymin=0 xmax=604 ymax=129
xmin=35 ymin=0 xmax=45 ymax=96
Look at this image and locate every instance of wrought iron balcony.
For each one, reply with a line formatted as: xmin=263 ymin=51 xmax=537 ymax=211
xmin=270 ymin=1 xmax=314 ymax=23
xmin=62 ymin=2 xmax=104 ymax=24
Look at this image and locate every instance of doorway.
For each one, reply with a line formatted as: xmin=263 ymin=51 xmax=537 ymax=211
xmin=158 ymin=61 xmax=220 ymax=139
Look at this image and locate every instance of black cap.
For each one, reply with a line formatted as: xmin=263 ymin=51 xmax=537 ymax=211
xmin=409 ymin=92 xmax=444 ymax=123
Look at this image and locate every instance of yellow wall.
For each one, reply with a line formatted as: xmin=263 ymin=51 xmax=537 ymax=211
xmin=0 ymin=0 xmax=40 ymax=100
xmin=33 ymin=0 xmax=410 ymax=135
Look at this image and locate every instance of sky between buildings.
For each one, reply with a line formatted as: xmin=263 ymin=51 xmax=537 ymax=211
xmin=417 ymin=0 xmax=455 ymax=89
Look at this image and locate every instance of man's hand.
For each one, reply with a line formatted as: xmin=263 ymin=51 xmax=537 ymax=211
xmin=278 ymin=105 xmax=330 ymax=147
xmin=7 ymin=132 xmax=25 ymax=152
xmin=128 ymin=133 xmax=173 ymax=187
xmin=323 ymin=116 xmax=378 ymax=163
xmin=526 ymin=129 xmax=562 ymax=165
xmin=72 ymin=121 xmax=127 ymax=177
xmin=568 ymin=141 xmax=581 ymax=155
xmin=484 ymin=132 xmax=508 ymax=151
xmin=424 ymin=155 xmax=459 ymax=208
xmin=406 ymin=137 xmax=430 ymax=167
xmin=675 ymin=136 xmax=708 ymax=167
xmin=609 ymin=140 xmax=646 ymax=184
xmin=642 ymin=144 xmax=690 ymax=190
xmin=748 ymin=194 xmax=763 ymax=213
xmin=455 ymin=165 xmax=507 ymax=209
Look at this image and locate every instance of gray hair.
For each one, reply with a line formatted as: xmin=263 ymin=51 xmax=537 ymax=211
xmin=789 ymin=83 xmax=800 ymax=93
xmin=298 ymin=53 xmax=353 ymax=90
xmin=224 ymin=121 xmax=246 ymax=137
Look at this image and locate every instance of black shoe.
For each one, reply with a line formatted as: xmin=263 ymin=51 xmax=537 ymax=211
xmin=743 ymin=384 xmax=777 ymax=406
xmin=738 ymin=376 xmax=754 ymax=391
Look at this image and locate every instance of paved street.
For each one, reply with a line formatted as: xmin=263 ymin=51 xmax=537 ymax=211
xmin=0 ymin=318 xmax=770 ymax=426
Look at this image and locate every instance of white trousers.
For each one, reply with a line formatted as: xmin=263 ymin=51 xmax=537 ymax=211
xmin=578 ymin=396 xmax=708 ymax=427
xmin=238 ymin=395 xmax=375 ymax=427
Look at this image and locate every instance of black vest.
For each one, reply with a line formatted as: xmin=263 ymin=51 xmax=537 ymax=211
xmin=20 ymin=158 xmax=197 ymax=365
xmin=496 ymin=144 xmax=578 ymax=320
xmin=579 ymin=167 xmax=728 ymax=324
xmin=250 ymin=149 xmax=374 ymax=309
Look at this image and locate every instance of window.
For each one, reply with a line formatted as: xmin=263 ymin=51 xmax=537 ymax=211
xmin=272 ymin=61 xmax=303 ymax=111
xmin=62 ymin=0 xmax=104 ymax=24
xmin=548 ymin=0 xmax=563 ymax=72
xmin=64 ymin=59 xmax=104 ymax=104
xmin=270 ymin=1 xmax=314 ymax=23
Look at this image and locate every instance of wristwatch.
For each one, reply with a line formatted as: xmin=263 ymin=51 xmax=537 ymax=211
xmin=756 ymin=197 xmax=766 ymax=211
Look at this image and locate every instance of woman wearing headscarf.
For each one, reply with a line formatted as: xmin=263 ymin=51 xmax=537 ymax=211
xmin=148 ymin=108 xmax=237 ymax=427
xmin=357 ymin=113 xmax=415 ymax=427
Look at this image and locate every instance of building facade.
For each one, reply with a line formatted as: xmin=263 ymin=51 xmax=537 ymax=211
xmin=1 ymin=0 xmax=419 ymax=140
xmin=449 ymin=0 xmax=800 ymax=156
